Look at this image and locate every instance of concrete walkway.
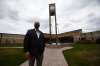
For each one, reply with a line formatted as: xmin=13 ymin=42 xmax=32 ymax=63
xmin=19 ymin=47 xmax=73 ymax=66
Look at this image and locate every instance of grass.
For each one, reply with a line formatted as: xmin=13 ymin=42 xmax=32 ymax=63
xmin=63 ymin=43 xmax=100 ymax=66
xmin=0 ymin=43 xmax=23 ymax=47
xmin=0 ymin=48 xmax=26 ymax=66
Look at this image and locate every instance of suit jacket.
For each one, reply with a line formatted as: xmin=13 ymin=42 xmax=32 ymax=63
xmin=24 ymin=29 xmax=45 ymax=56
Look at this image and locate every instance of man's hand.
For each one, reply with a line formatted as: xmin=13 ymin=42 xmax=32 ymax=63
xmin=25 ymin=52 xmax=31 ymax=59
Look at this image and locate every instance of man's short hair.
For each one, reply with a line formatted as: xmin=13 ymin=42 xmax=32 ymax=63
xmin=34 ymin=21 xmax=40 ymax=25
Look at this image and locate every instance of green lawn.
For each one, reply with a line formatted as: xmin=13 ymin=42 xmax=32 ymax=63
xmin=63 ymin=44 xmax=100 ymax=66
xmin=0 ymin=48 xmax=26 ymax=66
xmin=0 ymin=43 xmax=23 ymax=47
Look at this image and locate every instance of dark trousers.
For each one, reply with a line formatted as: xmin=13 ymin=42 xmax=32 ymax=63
xmin=29 ymin=54 xmax=43 ymax=66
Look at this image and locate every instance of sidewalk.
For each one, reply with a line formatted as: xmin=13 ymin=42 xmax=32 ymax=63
xmin=19 ymin=47 xmax=73 ymax=66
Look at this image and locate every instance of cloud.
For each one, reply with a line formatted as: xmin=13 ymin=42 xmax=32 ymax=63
xmin=55 ymin=0 xmax=100 ymax=33
xmin=0 ymin=0 xmax=100 ymax=34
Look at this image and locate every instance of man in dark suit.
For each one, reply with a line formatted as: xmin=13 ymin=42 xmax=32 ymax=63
xmin=24 ymin=22 xmax=45 ymax=66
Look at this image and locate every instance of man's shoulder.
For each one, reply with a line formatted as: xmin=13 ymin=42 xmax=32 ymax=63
xmin=27 ymin=29 xmax=35 ymax=32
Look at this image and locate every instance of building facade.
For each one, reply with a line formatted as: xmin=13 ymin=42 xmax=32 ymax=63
xmin=0 ymin=29 xmax=100 ymax=46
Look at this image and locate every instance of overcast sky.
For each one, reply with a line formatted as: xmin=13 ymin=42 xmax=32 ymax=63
xmin=0 ymin=0 xmax=100 ymax=34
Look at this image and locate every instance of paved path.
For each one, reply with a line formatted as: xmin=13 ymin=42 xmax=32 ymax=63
xmin=19 ymin=47 xmax=73 ymax=66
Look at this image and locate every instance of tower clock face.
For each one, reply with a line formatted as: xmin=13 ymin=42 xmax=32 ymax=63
xmin=49 ymin=4 xmax=55 ymax=16
xmin=50 ymin=5 xmax=55 ymax=11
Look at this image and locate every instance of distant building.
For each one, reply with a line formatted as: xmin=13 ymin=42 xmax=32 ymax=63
xmin=44 ymin=29 xmax=100 ymax=43
xmin=80 ymin=31 xmax=100 ymax=43
xmin=0 ymin=33 xmax=24 ymax=45
xmin=0 ymin=29 xmax=100 ymax=46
